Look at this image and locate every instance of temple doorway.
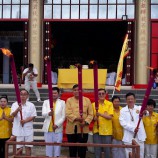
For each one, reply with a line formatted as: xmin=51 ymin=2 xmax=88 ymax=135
xmin=0 ymin=22 xmax=24 ymax=83
xmin=50 ymin=21 xmax=128 ymax=73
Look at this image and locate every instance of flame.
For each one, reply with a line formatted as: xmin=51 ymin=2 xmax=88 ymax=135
xmin=0 ymin=48 xmax=12 ymax=57
xmin=89 ymin=60 xmax=95 ymax=64
xmin=90 ymin=60 xmax=97 ymax=65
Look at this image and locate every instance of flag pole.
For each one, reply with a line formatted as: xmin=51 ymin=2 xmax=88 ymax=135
xmin=114 ymin=34 xmax=129 ymax=93
xmin=112 ymin=86 xmax=116 ymax=98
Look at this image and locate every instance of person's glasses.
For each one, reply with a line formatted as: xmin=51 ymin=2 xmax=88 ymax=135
xmin=98 ymin=92 xmax=105 ymax=96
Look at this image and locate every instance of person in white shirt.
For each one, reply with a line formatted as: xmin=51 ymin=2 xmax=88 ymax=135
xmin=42 ymin=87 xmax=65 ymax=157
xmin=51 ymin=71 xmax=58 ymax=85
xmin=11 ymin=89 xmax=37 ymax=156
xmin=119 ymin=92 xmax=146 ymax=158
xmin=153 ymin=72 xmax=158 ymax=89
xmin=23 ymin=63 xmax=41 ymax=102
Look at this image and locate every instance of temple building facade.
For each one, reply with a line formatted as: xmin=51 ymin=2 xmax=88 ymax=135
xmin=0 ymin=0 xmax=158 ymax=87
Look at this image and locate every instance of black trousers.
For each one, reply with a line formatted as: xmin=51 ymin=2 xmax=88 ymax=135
xmin=0 ymin=138 xmax=9 ymax=158
xmin=67 ymin=133 xmax=88 ymax=158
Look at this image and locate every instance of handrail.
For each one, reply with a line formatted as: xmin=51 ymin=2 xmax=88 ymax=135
xmin=5 ymin=136 xmax=140 ymax=158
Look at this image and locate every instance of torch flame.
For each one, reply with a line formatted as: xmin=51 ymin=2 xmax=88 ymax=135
xmin=90 ymin=60 xmax=95 ymax=64
xmin=0 ymin=48 xmax=12 ymax=57
xmin=90 ymin=60 xmax=97 ymax=65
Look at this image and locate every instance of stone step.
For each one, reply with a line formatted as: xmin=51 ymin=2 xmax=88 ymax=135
xmin=0 ymin=88 xmax=49 ymax=93
xmin=7 ymin=97 xmax=48 ymax=101
xmin=0 ymin=92 xmax=49 ymax=96
xmin=34 ymin=116 xmax=44 ymax=122
xmin=33 ymin=122 xmax=43 ymax=129
xmin=33 ymin=122 xmax=44 ymax=141
xmin=107 ymin=89 xmax=158 ymax=95
xmin=34 ymin=129 xmax=44 ymax=136
xmin=35 ymin=106 xmax=43 ymax=110
xmin=37 ymin=111 xmax=42 ymax=116
xmin=8 ymin=102 xmax=44 ymax=106
xmin=33 ymin=136 xmax=44 ymax=142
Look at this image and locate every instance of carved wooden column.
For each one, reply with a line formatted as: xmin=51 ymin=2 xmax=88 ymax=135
xmin=28 ymin=0 xmax=43 ymax=85
xmin=135 ymin=0 xmax=150 ymax=85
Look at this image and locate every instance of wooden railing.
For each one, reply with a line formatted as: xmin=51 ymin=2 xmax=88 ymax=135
xmin=5 ymin=136 xmax=140 ymax=158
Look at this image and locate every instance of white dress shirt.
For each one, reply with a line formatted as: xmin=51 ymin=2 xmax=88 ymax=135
xmin=119 ymin=105 xmax=146 ymax=143
xmin=11 ymin=101 xmax=37 ymax=136
xmin=23 ymin=67 xmax=38 ymax=82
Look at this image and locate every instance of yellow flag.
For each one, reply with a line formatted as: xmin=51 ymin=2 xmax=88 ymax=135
xmin=115 ymin=34 xmax=129 ymax=91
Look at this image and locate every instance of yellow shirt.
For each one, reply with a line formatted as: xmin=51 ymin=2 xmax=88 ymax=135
xmin=143 ymin=112 xmax=158 ymax=144
xmin=66 ymin=96 xmax=93 ymax=134
xmin=92 ymin=100 xmax=113 ymax=135
xmin=48 ymin=102 xmax=56 ymax=132
xmin=0 ymin=107 xmax=12 ymax=138
xmin=112 ymin=106 xmax=124 ymax=140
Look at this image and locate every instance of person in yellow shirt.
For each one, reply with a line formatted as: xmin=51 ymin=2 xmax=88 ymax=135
xmin=143 ymin=99 xmax=158 ymax=158
xmin=111 ymin=96 xmax=125 ymax=158
xmin=66 ymin=84 xmax=93 ymax=158
xmin=92 ymin=88 xmax=113 ymax=158
xmin=0 ymin=95 xmax=13 ymax=158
